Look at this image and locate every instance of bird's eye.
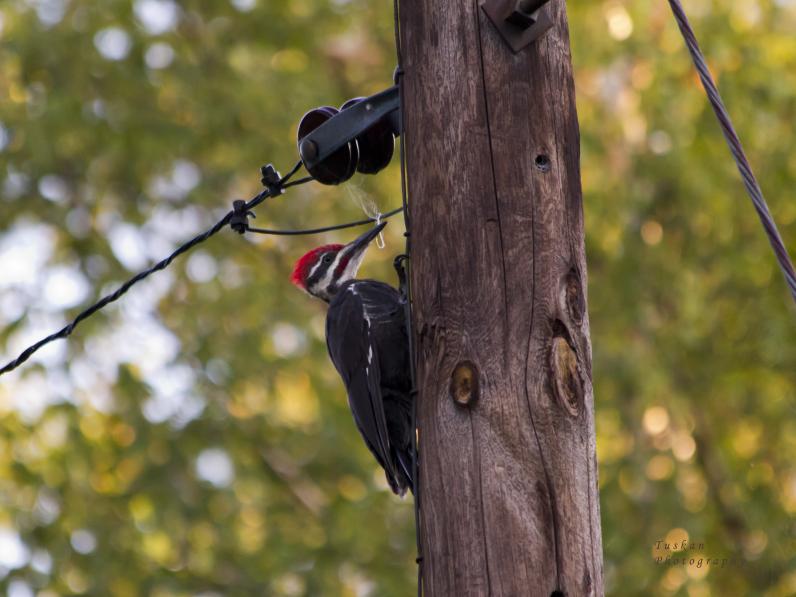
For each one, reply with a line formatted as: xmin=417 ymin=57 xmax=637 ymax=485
xmin=323 ymin=254 xmax=333 ymax=264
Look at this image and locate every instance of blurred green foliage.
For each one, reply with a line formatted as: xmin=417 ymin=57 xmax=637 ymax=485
xmin=0 ymin=0 xmax=794 ymax=595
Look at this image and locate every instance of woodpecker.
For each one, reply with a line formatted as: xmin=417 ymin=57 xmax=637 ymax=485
xmin=290 ymin=222 xmax=414 ymax=496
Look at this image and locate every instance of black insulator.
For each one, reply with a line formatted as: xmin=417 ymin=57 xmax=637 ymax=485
xmin=297 ymin=106 xmax=358 ymax=185
xmin=341 ymin=97 xmax=396 ymax=175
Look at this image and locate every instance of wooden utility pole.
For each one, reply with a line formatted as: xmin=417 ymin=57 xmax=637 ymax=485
xmin=399 ymin=1 xmax=603 ymax=595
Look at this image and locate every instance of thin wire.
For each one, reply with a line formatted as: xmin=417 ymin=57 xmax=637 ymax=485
xmin=668 ymin=0 xmax=796 ymax=306
xmin=393 ymin=0 xmax=423 ymax=594
xmin=282 ymin=176 xmax=315 ymax=189
xmin=0 ymin=161 xmax=311 ymax=378
xmin=245 ymin=206 xmax=404 ymax=236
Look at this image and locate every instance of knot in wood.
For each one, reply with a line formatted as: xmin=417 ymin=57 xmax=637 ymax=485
xmin=550 ymin=335 xmax=583 ymax=417
xmin=564 ymin=267 xmax=585 ymax=326
xmin=449 ymin=361 xmax=479 ymax=407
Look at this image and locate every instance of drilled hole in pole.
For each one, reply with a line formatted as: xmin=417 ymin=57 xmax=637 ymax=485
xmin=535 ymin=154 xmax=551 ymax=172
xmin=550 ymin=591 xmax=565 ymax=597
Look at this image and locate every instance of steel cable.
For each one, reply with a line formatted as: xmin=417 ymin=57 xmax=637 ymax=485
xmin=668 ymin=0 xmax=796 ymax=305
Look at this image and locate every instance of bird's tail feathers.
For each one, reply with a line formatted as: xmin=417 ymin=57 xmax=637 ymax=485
xmin=394 ymin=449 xmax=415 ymax=497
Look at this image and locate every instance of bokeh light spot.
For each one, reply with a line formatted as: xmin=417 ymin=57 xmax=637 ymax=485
xmin=641 ymin=220 xmax=664 ymax=246
xmin=643 ymin=406 xmax=670 ymax=435
xmin=94 ymin=27 xmax=132 ymax=61
xmin=196 ymin=448 xmax=235 ymax=488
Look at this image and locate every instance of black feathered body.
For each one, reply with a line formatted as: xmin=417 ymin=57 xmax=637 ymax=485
xmin=325 ymin=279 xmax=414 ymax=495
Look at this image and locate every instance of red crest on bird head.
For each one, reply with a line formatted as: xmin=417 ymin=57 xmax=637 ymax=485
xmin=290 ymin=244 xmax=344 ymax=288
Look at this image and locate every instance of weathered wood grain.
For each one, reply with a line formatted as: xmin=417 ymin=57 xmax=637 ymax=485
xmin=400 ymin=1 xmax=604 ymax=594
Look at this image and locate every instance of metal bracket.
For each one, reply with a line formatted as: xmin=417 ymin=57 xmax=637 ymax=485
xmin=298 ymin=86 xmax=401 ymax=171
xmin=481 ymin=0 xmax=554 ymax=54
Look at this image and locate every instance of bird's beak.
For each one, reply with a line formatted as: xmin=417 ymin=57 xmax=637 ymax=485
xmin=343 ymin=221 xmax=387 ymax=257
xmin=337 ymin=221 xmax=388 ymax=279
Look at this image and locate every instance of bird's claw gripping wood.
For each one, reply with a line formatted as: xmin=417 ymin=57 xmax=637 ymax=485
xmin=393 ymin=254 xmax=410 ymax=300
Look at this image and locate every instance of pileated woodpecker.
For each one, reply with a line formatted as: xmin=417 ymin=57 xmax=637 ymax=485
xmin=290 ymin=222 xmax=414 ymax=496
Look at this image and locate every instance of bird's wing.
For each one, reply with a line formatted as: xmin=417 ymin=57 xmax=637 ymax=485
xmin=326 ymin=284 xmax=398 ymax=482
